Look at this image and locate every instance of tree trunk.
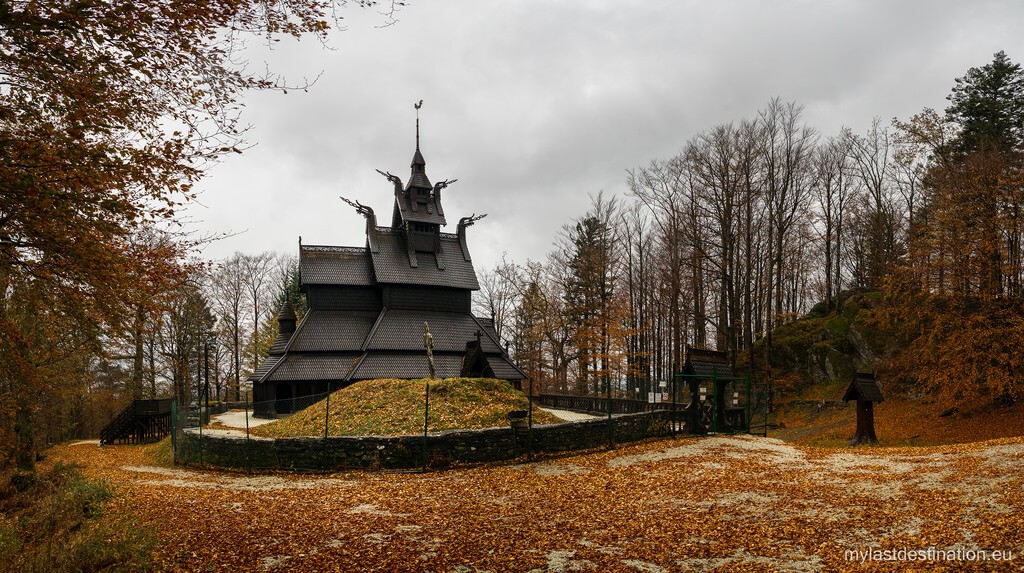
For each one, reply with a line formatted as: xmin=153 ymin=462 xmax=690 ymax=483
xmin=850 ymin=400 xmax=878 ymax=445
xmin=14 ymin=395 xmax=36 ymax=473
xmin=233 ymin=322 xmax=241 ymax=401
xmin=132 ymin=305 xmax=146 ymax=398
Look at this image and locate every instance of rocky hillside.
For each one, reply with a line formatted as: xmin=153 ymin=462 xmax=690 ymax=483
xmin=758 ymin=290 xmax=1024 ymax=445
xmin=758 ymin=290 xmax=889 ymax=397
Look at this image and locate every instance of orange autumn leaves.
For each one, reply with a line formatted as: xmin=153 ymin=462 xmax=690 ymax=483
xmin=50 ymin=433 xmax=1024 ymax=573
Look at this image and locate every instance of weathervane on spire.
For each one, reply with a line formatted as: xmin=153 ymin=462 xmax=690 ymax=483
xmin=414 ymin=99 xmax=423 ymax=150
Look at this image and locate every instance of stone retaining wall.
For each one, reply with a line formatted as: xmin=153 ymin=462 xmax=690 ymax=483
xmin=179 ymin=411 xmax=673 ymax=471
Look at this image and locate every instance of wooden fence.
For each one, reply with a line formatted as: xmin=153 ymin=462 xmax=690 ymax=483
xmin=534 ymin=393 xmax=673 ymax=415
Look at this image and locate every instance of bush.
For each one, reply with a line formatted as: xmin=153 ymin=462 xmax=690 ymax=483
xmin=0 ymin=463 xmax=155 ymax=572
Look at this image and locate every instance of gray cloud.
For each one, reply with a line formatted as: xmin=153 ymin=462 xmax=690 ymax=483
xmin=189 ymin=0 xmax=1024 ymax=271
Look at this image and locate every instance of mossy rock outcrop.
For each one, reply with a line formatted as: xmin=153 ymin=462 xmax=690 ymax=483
xmin=758 ymin=291 xmax=886 ymax=393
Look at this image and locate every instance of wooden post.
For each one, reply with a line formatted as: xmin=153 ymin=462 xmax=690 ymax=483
xmin=854 ymin=399 xmax=878 ymax=445
xmin=423 ymin=321 xmax=436 ymax=379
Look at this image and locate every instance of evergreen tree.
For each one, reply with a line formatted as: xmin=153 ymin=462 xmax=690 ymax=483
xmin=945 ymin=50 xmax=1024 ymax=154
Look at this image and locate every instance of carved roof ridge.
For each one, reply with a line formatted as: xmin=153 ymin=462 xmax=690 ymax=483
xmin=301 ymin=244 xmax=369 ymax=254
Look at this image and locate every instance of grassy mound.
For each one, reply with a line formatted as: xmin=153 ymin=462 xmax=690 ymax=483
xmin=142 ymin=436 xmax=174 ymax=467
xmin=252 ymin=378 xmax=562 ymax=437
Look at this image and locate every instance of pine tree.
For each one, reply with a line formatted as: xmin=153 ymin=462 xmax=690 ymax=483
xmin=945 ymin=51 xmax=1024 ymax=154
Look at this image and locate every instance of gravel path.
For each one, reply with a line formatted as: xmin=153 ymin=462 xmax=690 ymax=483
xmin=539 ymin=407 xmax=603 ymax=422
xmin=211 ymin=409 xmax=275 ymax=429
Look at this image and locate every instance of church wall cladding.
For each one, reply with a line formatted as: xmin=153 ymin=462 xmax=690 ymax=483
xmin=383 ymin=285 xmax=470 ymax=312
xmin=178 ymin=411 xmax=672 ymax=471
xmin=305 ymin=285 xmax=382 ymax=311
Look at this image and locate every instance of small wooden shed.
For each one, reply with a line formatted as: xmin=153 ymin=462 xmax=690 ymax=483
xmin=681 ymin=347 xmax=740 ymax=434
xmin=843 ymin=372 xmax=883 ymax=445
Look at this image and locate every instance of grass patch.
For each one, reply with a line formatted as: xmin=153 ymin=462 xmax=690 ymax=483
xmin=142 ymin=436 xmax=174 ymax=467
xmin=253 ymin=377 xmax=562 ymax=437
xmin=0 ymin=463 xmax=155 ymax=572
xmin=798 ymin=376 xmax=847 ymax=402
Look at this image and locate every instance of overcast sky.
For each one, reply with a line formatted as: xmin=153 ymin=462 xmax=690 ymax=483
xmin=188 ymin=0 xmax=1024 ymax=273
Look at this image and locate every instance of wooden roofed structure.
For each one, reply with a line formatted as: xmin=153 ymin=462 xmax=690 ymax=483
xmin=250 ymin=107 xmax=526 ymax=417
xmin=683 ymin=348 xmax=735 ymax=380
xmin=843 ymin=372 xmax=883 ymax=445
xmin=681 ymin=347 xmax=742 ymax=434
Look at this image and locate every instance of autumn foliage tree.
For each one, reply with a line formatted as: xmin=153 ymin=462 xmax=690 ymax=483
xmin=0 ymin=0 xmax=386 ymax=473
xmin=885 ymin=51 xmax=1024 ymax=404
xmin=557 ymin=194 xmax=624 ymax=395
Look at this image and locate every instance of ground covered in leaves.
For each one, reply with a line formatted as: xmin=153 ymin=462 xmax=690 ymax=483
xmin=50 ymin=434 xmax=1023 ymax=572
xmin=250 ymin=378 xmax=561 ymax=438
xmin=776 ymin=396 xmax=1024 ymax=447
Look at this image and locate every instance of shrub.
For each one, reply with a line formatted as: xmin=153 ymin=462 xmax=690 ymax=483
xmin=0 ymin=463 xmax=155 ymax=572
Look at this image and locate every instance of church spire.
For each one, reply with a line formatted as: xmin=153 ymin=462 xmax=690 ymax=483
xmin=408 ymin=100 xmax=430 ymax=188
xmin=415 ymin=99 xmax=422 ymax=152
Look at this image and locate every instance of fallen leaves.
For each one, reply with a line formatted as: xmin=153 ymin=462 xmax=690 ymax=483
xmin=46 ymin=434 xmax=1024 ymax=572
xmin=778 ymin=396 xmax=1024 ymax=448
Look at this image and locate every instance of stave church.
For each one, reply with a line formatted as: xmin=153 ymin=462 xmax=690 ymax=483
xmin=250 ymin=106 xmax=526 ymax=417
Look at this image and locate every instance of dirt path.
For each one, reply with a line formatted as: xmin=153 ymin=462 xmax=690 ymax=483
xmin=53 ymin=435 xmax=1023 ymax=572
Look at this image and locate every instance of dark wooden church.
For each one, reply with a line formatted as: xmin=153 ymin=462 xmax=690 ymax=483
xmin=250 ymin=110 xmax=526 ymax=417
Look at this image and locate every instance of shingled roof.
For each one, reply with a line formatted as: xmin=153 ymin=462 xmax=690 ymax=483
xmin=364 ymin=310 xmax=502 ymax=353
xmin=843 ymin=372 xmax=884 ymax=403
xmin=299 ymin=234 xmax=480 ymax=291
xmin=683 ymin=347 xmax=734 ymax=379
xmin=285 ymin=310 xmax=378 ymax=353
xmin=268 ymin=333 xmax=292 ymax=355
xmin=406 ymin=147 xmax=432 ymax=191
xmin=300 ymin=245 xmax=375 ymax=286
xmin=264 ymin=353 xmax=363 ymax=382
xmin=249 ymin=354 xmax=283 ymax=382
xmin=349 ymin=353 xmax=459 ymax=380
xmin=368 ymin=230 xmax=479 ymax=290
xmin=394 ymin=189 xmax=447 ymax=226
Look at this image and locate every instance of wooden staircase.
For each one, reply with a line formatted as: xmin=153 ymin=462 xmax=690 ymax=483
xmin=100 ymin=399 xmax=173 ymax=445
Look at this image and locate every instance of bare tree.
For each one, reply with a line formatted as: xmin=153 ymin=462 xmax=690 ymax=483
xmin=756 ymin=99 xmax=817 ymax=410
xmin=619 ymin=202 xmax=654 ymax=397
xmin=735 ymin=118 xmax=767 ymax=358
xmin=474 ymin=256 xmax=519 ymax=345
xmin=812 ymin=133 xmax=855 ymax=310
xmin=210 ymin=253 xmax=249 ymax=401
xmin=629 ymin=157 xmax=690 ymax=379
xmin=158 ymin=280 xmax=215 ymax=406
xmin=847 ymin=118 xmax=903 ymax=287
xmin=242 ymin=251 xmax=279 ymax=372
xmin=687 ymin=123 xmax=749 ymax=360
